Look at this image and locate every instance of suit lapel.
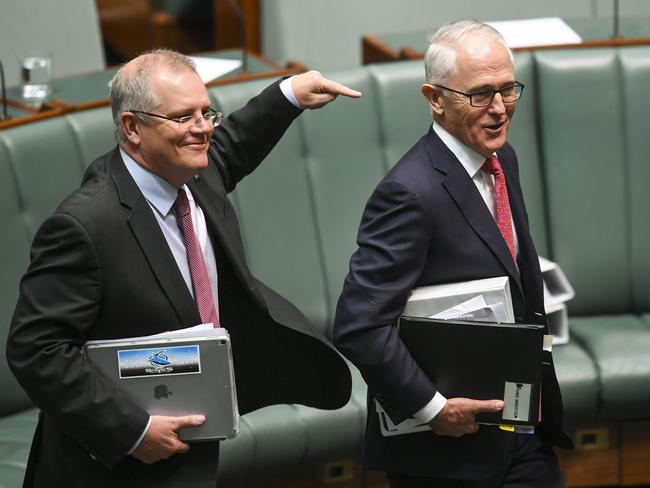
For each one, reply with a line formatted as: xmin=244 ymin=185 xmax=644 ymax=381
xmin=425 ymin=131 xmax=523 ymax=295
xmin=108 ymin=150 xmax=200 ymax=326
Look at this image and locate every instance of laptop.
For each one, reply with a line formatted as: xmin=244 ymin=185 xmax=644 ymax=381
xmin=84 ymin=328 xmax=238 ymax=441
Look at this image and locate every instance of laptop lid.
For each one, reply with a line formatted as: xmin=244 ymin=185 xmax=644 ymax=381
xmin=85 ymin=331 xmax=238 ymax=442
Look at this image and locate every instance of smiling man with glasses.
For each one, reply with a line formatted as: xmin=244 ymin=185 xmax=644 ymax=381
xmin=334 ymin=20 xmax=572 ymax=488
xmin=8 ymin=49 xmax=361 ymax=488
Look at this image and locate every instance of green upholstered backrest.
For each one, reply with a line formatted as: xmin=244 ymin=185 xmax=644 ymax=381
xmin=620 ymin=47 xmax=650 ymax=313
xmin=509 ymin=51 xmax=549 ymax=257
xmin=0 ymin=108 xmax=114 ymax=416
xmin=208 ymin=82 xmax=332 ymax=333
xmin=300 ymin=69 xmax=387 ymax=329
xmin=367 ymin=60 xmax=430 ymax=170
xmin=0 ymin=139 xmax=33 ymax=415
xmin=535 ymin=47 xmax=648 ymax=315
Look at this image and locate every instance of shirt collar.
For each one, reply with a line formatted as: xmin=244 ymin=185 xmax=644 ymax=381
xmin=120 ymin=148 xmax=191 ymax=216
xmin=431 ymin=122 xmax=493 ymax=178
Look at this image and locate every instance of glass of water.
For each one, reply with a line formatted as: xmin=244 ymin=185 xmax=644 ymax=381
xmin=20 ymin=53 xmax=52 ymax=102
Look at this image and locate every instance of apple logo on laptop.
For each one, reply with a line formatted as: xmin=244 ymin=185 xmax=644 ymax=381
xmin=154 ymin=384 xmax=172 ymax=399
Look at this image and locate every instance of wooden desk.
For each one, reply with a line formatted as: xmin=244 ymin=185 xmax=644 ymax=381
xmin=362 ymin=17 xmax=650 ymax=64
xmin=0 ymin=50 xmax=305 ymax=131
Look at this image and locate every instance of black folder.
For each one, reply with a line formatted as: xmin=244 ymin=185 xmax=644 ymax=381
xmin=399 ymin=316 xmax=544 ymax=426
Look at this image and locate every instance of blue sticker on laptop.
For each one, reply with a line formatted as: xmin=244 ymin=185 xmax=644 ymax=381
xmin=117 ymin=345 xmax=201 ymax=379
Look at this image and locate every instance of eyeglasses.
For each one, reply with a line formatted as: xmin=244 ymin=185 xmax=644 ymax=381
xmin=434 ymin=82 xmax=524 ymax=107
xmin=129 ymin=108 xmax=223 ymax=128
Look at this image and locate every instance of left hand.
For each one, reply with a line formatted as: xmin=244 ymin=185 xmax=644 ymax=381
xmin=292 ymin=70 xmax=362 ymax=109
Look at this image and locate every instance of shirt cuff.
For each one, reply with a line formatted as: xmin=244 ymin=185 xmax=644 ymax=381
xmin=127 ymin=415 xmax=152 ymax=455
xmin=279 ymin=76 xmax=301 ymax=109
xmin=412 ymin=392 xmax=448 ymax=424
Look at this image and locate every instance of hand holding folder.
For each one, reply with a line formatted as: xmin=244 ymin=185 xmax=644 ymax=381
xmin=428 ymin=397 xmax=505 ymax=437
xmin=399 ymin=317 xmax=544 ymax=428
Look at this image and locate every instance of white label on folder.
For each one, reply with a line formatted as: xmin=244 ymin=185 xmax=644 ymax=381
xmin=117 ymin=345 xmax=202 ymax=379
xmin=502 ymin=381 xmax=531 ymax=422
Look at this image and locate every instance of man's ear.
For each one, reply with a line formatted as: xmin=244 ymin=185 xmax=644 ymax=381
xmin=121 ymin=113 xmax=141 ymax=145
xmin=421 ymin=84 xmax=444 ymax=116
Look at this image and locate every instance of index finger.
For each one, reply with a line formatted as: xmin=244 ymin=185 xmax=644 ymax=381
xmin=471 ymin=399 xmax=505 ymax=413
xmin=320 ymin=78 xmax=362 ymax=99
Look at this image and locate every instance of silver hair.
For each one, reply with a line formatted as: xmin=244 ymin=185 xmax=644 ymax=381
xmin=110 ymin=49 xmax=197 ymax=142
xmin=424 ymin=20 xmax=513 ymax=85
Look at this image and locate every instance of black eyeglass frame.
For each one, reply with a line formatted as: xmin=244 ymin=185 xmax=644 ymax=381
xmin=129 ymin=108 xmax=223 ymax=128
xmin=433 ymin=82 xmax=524 ymax=107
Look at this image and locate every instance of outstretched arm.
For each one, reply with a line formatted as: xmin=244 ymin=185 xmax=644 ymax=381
xmin=291 ymin=70 xmax=362 ymax=109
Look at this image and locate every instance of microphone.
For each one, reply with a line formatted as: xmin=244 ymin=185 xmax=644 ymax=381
xmin=0 ymin=58 xmax=8 ymax=121
xmin=225 ymin=0 xmax=249 ymax=74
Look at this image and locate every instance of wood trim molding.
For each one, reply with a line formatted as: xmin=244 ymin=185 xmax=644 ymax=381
xmin=362 ymin=34 xmax=400 ymax=65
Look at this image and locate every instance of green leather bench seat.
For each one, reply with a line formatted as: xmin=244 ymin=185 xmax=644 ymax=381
xmin=571 ymin=316 xmax=650 ymax=421
xmin=2 ymin=47 xmax=650 ymax=485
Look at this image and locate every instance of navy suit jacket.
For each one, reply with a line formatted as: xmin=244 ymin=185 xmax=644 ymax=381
xmin=333 ymin=128 xmax=571 ymax=479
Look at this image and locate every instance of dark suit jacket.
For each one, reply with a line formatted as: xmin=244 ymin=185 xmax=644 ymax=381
xmin=7 ymin=80 xmax=351 ymax=488
xmin=333 ymin=127 xmax=571 ymax=480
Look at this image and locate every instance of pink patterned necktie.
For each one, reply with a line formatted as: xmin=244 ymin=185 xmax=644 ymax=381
xmin=482 ymin=156 xmax=516 ymax=264
xmin=173 ymin=189 xmax=220 ymax=327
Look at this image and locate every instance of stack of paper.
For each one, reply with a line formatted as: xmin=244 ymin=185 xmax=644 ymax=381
xmin=375 ymin=401 xmax=429 ymax=437
xmin=403 ymin=276 xmax=514 ymax=323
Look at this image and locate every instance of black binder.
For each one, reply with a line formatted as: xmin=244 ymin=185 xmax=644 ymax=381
xmin=399 ymin=316 xmax=544 ymax=426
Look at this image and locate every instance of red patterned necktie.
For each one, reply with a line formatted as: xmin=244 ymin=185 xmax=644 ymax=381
xmin=481 ymin=156 xmax=516 ymax=264
xmin=173 ymin=189 xmax=220 ymax=327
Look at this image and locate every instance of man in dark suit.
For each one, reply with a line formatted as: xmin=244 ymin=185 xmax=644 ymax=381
xmin=333 ymin=20 xmax=572 ymax=488
xmin=7 ymin=49 xmax=360 ymax=487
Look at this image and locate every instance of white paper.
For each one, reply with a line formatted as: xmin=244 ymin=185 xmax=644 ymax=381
xmin=543 ymin=335 xmax=554 ymax=352
xmin=404 ymin=276 xmax=515 ymax=323
xmin=85 ymin=323 xmax=222 ymax=346
xmin=487 ymin=17 xmax=582 ymax=48
xmin=188 ymin=56 xmax=242 ymax=83
xmin=431 ymin=295 xmax=508 ymax=323
xmin=375 ymin=401 xmax=430 ymax=437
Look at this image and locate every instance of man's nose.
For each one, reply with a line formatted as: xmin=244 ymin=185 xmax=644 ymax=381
xmin=190 ymin=116 xmax=214 ymax=135
xmin=488 ymin=92 xmax=507 ymax=114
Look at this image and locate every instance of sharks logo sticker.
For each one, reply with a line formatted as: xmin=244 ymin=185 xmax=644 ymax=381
xmin=117 ymin=345 xmax=201 ymax=379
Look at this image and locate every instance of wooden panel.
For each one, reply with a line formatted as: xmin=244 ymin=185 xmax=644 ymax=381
xmin=96 ymin=0 xmax=154 ymax=60
xmin=219 ymin=458 xmax=370 ymax=488
xmin=361 ymin=35 xmax=400 ymax=65
xmin=365 ymin=470 xmax=390 ymax=488
xmin=556 ymin=424 xmax=620 ymax=487
xmin=214 ymin=0 xmax=260 ymax=53
xmin=621 ymin=420 xmax=650 ymax=486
